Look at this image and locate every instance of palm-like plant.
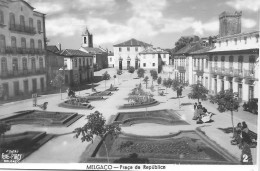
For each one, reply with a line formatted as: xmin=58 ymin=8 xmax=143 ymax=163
xmin=137 ymin=68 xmax=145 ymax=83
xmin=143 ymin=76 xmax=149 ymax=89
xmin=50 ymin=72 xmax=65 ymax=99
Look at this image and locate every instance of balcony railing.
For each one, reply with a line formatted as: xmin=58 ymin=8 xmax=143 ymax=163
xmin=210 ymin=67 xmax=218 ymax=75
xmin=244 ymin=70 xmax=257 ymax=80
xmin=0 ymin=69 xmax=46 ymax=79
xmin=0 ymin=47 xmax=45 ymax=55
xmin=233 ymin=69 xmax=243 ymax=78
xmin=224 ymin=68 xmax=234 ymax=77
xmin=177 ymin=66 xmax=186 ymax=72
xmin=194 ymin=67 xmax=204 ymax=76
xmin=9 ymin=24 xmax=36 ymax=35
xmin=217 ymin=67 xmax=225 ymax=76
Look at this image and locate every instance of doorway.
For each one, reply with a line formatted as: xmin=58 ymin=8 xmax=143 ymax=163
xmin=119 ymin=60 xmax=122 ymax=70
xmin=214 ymin=78 xmax=217 ymax=94
xmin=238 ymin=84 xmax=242 ymax=101
xmin=127 ymin=60 xmax=130 ymax=70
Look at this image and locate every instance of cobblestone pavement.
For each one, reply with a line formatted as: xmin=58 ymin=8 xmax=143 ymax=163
xmin=0 ymin=68 xmax=258 ymax=164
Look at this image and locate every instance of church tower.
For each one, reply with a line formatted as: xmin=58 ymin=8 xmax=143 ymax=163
xmin=82 ymin=27 xmax=93 ymax=48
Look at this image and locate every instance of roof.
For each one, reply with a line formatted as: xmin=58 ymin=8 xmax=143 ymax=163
xmin=173 ymin=42 xmax=203 ymax=55
xmin=81 ymin=47 xmax=104 ymax=54
xmin=46 ymin=46 xmax=59 ymax=53
xmin=82 ymin=27 xmax=92 ymax=35
xmin=60 ymin=49 xmax=92 ymax=57
xmin=216 ymin=30 xmax=259 ymax=40
xmin=114 ymin=38 xmax=152 ymax=47
xmin=139 ymin=48 xmax=169 ymax=54
xmin=190 ymin=46 xmax=215 ymax=55
xmin=21 ymin=0 xmax=35 ymax=10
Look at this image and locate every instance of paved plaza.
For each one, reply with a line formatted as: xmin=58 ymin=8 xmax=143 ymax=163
xmin=0 ymin=68 xmax=258 ymax=164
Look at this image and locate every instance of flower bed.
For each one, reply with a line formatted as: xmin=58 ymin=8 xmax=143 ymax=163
xmin=80 ymin=131 xmax=239 ymax=164
xmin=0 ymin=131 xmax=54 ymax=162
xmin=59 ymin=100 xmax=94 ymax=110
xmin=106 ymin=87 xmax=118 ymax=91
xmin=1 ymin=110 xmax=83 ymax=127
xmin=120 ymin=99 xmax=159 ymax=109
xmin=90 ymin=91 xmax=112 ymax=96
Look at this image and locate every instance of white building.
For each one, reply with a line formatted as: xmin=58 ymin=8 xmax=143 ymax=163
xmin=108 ymin=52 xmax=114 ymax=68
xmin=0 ymin=0 xmax=46 ymax=99
xmin=113 ymin=38 xmax=152 ymax=70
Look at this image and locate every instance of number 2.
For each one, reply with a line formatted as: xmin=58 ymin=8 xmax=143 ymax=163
xmin=243 ymin=154 xmax=248 ymax=162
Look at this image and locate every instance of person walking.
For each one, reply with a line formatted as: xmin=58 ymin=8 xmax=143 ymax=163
xmin=193 ymin=102 xmax=198 ymax=120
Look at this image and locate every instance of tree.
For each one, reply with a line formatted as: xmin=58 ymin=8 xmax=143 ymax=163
xmin=128 ymin=66 xmax=135 ymax=79
xmin=162 ymin=78 xmax=172 ymax=93
xmin=188 ymin=83 xmax=208 ymax=102
xmin=210 ymin=89 xmax=239 ymax=135
xmin=137 ymin=68 xmax=145 ymax=83
xmin=172 ymin=79 xmax=181 ymax=97
xmin=50 ymin=71 xmax=65 ymax=100
xmin=74 ymin=111 xmax=121 ymax=163
xmin=102 ymin=71 xmax=110 ymax=90
xmin=143 ymin=76 xmax=149 ymax=89
xmin=117 ymin=69 xmax=122 ymax=84
xmin=157 ymin=76 xmax=162 ymax=93
xmin=174 ymin=36 xmax=199 ymax=52
xmin=150 ymin=70 xmax=158 ymax=85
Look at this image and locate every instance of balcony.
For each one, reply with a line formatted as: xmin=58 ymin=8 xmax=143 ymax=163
xmin=217 ymin=67 xmax=225 ymax=76
xmin=224 ymin=68 xmax=234 ymax=77
xmin=9 ymin=24 xmax=36 ymax=35
xmin=233 ymin=69 xmax=243 ymax=78
xmin=0 ymin=69 xmax=46 ymax=79
xmin=244 ymin=70 xmax=258 ymax=81
xmin=0 ymin=47 xmax=45 ymax=55
xmin=210 ymin=67 xmax=218 ymax=75
xmin=177 ymin=66 xmax=186 ymax=72
xmin=194 ymin=67 xmax=204 ymax=76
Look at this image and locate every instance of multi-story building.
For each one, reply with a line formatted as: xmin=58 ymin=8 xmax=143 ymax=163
xmin=0 ymin=0 xmax=46 ymax=99
xmin=113 ymin=38 xmax=152 ymax=70
xmin=60 ymin=49 xmax=94 ymax=86
xmin=139 ymin=47 xmax=170 ymax=72
xmin=79 ymin=28 xmax=108 ymax=71
xmin=108 ymin=52 xmax=114 ymax=68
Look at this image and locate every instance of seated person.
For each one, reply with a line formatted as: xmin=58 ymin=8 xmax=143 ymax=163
xmin=231 ymin=130 xmax=242 ymax=145
xmin=242 ymin=131 xmax=252 ymax=145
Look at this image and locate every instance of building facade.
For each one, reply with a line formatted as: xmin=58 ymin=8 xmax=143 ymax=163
xmin=60 ymin=49 xmax=94 ymax=86
xmin=108 ymin=52 xmax=114 ymax=68
xmin=79 ymin=28 xmax=108 ymax=71
xmin=0 ymin=0 xmax=46 ymax=99
xmin=113 ymin=38 xmax=152 ymax=70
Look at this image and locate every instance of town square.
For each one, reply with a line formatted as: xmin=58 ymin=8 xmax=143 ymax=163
xmin=0 ymin=0 xmax=259 ymax=170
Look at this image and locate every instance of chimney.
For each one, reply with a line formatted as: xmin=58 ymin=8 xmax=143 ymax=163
xmin=58 ymin=43 xmax=61 ymax=51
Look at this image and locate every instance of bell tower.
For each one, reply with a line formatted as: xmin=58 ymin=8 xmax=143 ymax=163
xmin=82 ymin=27 xmax=93 ymax=48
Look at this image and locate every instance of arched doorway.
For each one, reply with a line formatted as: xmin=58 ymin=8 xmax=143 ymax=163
xmin=119 ymin=57 xmax=122 ymax=70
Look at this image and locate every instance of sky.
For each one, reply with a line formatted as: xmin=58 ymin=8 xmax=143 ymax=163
xmin=25 ymin=0 xmax=260 ymax=51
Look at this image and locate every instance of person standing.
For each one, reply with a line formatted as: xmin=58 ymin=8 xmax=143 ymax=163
xmin=193 ymin=102 xmax=198 ymax=120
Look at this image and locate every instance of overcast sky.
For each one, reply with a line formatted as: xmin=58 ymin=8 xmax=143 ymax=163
xmin=26 ymin=0 xmax=259 ymax=51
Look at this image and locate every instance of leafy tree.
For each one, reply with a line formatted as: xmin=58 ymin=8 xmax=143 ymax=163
xmin=172 ymin=79 xmax=181 ymax=97
xmin=188 ymin=83 xmax=208 ymax=102
xmin=210 ymin=89 xmax=239 ymax=135
xmin=137 ymin=68 xmax=145 ymax=83
xmin=74 ymin=111 xmax=121 ymax=163
xmin=102 ymin=71 xmax=110 ymax=90
xmin=143 ymin=76 xmax=149 ymax=89
xmin=174 ymin=36 xmax=200 ymax=52
xmin=150 ymin=70 xmax=158 ymax=85
xmin=157 ymin=76 xmax=162 ymax=93
xmin=117 ymin=69 xmax=122 ymax=83
xmin=50 ymin=71 xmax=65 ymax=99
xmin=162 ymin=78 xmax=172 ymax=93
xmin=128 ymin=66 xmax=135 ymax=74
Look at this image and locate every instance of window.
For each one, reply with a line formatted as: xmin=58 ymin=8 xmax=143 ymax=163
xmin=214 ymin=56 xmax=218 ymax=67
xmin=119 ymin=47 xmax=122 ymax=52
xmin=20 ymin=15 xmax=25 ymax=29
xmin=31 ymin=58 xmax=36 ymax=71
xmin=249 ymin=56 xmax=255 ymax=73
xmin=21 ymin=37 xmax=26 ymax=48
xmin=0 ymin=10 xmax=4 ymax=24
xmin=143 ymin=63 xmax=146 ymax=67
xmin=11 ymin=36 xmax=16 ymax=48
xmin=238 ymin=56 xmax=243 ymax=71
xmin=221 ymin=56 xmax=225 ymax=69
xmin=38 ymin=40 xmax=42 ymax=50
xmin=30 ymin=39 xmax=35 ymax=49
xmin=9 ymin=13 xmax=15 ymax=28
xmin=110 ymin=58 xmax=112 ymax=62
xmin=234 ymin=38 xmax=237 ymax=45
xmin=90 ymin=58 xmax=92 ymax=65
xmin=226 ymin=40 xmax=228 ymax=46
xmin=1 ymin=57 xmax=7 ymax=73
xmin=39 ymin=57 xmax=43 ymax=69
xmin=12 ymin=58 xmax=18 ymax=71
xmin=229 ymin=56 xmax=233 ymax=69
xmin=37 ymin=20 xmax=41 ymax=33
xmin=74 ymin=59 xmax=77 ymax=67
xmin=244 ymin=37 xmax=247 ymax=44
xmin=79 ymin=58 xmax=81 ymax=66
xmin=84 ymin=37 xmax=87 ymax=44
xmin=127 ymin=47 xmax=130 ymax=51
xmin=0 ymin=35 xmax=6 ymax=49
xmin=29 ymin=18 xmax=33 ymax=28
xmin=83 ymin=58 xmax=85 ymax=66
xmin=194 ymin=59 xmax=196 ymax=67
xmin=135 ymin=47 xmax=138 ymax=52
xmin=206 ymin=59 xmax=208 ymax=68
xmin=22 ymin=58 xmax=27 ymax=70
xmin=153 ymin=63 xmax=155 ymax=66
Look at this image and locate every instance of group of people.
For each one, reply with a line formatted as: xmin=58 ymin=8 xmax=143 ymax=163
xmin=231 ymin=121 xmax=256 ymax=165
xmin=193 ymin=102 xmax=213 ymax=123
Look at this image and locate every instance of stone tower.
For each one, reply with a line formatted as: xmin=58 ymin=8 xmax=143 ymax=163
xmin=82 ymin=27 xmax=93 ymax=48
xmin=219 ymin=11 xmax=242 ymax=37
